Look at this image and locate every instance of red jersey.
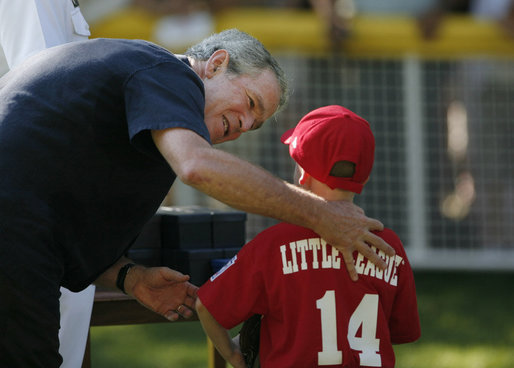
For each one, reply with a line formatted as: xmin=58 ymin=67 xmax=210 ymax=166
xmin=198 ymin=223 xmax=420 ymax=367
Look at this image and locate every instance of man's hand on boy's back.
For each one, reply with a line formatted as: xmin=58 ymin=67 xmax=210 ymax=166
xmin=314 ymin=200 xmax=394 ymax=281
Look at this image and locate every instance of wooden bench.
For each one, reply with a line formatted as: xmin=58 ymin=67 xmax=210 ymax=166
xmin=82 ymin=289 xmax=226 ymax=368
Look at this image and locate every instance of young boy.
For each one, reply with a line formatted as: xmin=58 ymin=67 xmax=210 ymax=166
xmin=196 ymin=105 xmax=421 ymax=368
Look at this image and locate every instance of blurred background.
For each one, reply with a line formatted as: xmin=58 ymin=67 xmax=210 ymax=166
xmin=2 ymin=0 xmax=512 ymax=367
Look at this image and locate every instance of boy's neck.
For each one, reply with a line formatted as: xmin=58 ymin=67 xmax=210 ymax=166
xmin=309 ymin=180 xmax=355 ymax=202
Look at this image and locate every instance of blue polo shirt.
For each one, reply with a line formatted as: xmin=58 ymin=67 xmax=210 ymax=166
xmin=0 ymin=38 xmax=210 ymax=291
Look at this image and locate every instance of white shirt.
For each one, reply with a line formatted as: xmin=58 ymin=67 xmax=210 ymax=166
xmin=0 ymin=0 xmax=90 ymax=69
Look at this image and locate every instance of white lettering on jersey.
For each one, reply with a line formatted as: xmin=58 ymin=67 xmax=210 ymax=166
xmin=375 ymin=250 xmax=385 ymax=280
xmin=289 ymin=242 xmax=299 ymax=273
xmin=281 ymin=244 xmax=293 ymax=274
xmin=297 ymin=239 xmax=309 ymax=270
xmin=389 ymin=254 xmax=403 ymax=286
xmin=310 ymin=238 xmax=321 ymax=269
xmin=279 ymin=239 xmax=404 ymax=286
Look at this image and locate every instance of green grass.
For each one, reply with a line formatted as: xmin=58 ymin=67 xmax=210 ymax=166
xmin=90 ymin=323 xmax=208 ymax=368
xmin=89 ymin=271 xmax=514 ymax=367
xmin=394 ymin=270 xmax=514 ymax=368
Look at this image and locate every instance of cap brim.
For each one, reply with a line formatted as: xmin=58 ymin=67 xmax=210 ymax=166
xmin=281 ymin=128 xmax=295 ymax=144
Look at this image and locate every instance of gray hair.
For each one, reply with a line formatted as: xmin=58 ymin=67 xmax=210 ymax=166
xmin=186 ymin=28 xmax=289 ymax=112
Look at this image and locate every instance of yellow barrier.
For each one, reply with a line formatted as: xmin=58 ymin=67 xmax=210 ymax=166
xmin=91 ymin=7 xmax=159 ymax=41
xmin=91 ymin=7 xmax=514 ymax=58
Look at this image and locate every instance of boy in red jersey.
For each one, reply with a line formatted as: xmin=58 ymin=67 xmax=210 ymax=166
xmin=196 ymin=105 xmax=421 ymax=368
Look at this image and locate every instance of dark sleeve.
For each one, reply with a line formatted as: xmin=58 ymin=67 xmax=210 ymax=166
xmin=123 ymin=61 xmax=211 ymax=160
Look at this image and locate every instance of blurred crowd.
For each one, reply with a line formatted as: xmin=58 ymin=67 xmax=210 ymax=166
xmin=79 ymin=0 xmax=514 ymax=44
xmin=2 ymin=0 xmax=513 ymax=73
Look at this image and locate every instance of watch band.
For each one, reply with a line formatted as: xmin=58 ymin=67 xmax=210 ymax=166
xmin=116 ymin=263 xmax=136 ymax=294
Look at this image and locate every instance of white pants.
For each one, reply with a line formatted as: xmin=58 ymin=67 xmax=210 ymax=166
xmin=59 ymin=285 xmax=96 ymax=368
xmin=0 ymin=2 xmax=94 ymax=367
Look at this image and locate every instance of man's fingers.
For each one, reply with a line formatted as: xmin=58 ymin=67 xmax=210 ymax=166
xmin=365 ymin=217 xmax=384 ymax=232
xmin=162 ymin=267 xmax=190 ymax=283
xmin=364 ymin=232 xmax=395 ymax=257
xmin=165 ymin=302 xmax=195 ymax=321
xmin=342 ymin=250 xmax=358 ymax=281
xmin=355 ymin=241 xmax=387 ymax=270
xmin=187 ymin=283 xmax=199 ymax=297
xmin=184 ymin=295 xmax=196 ymax=310
xmin=177 ymin=305 xmax=194 ymax=319
xmin=164 ymin=310 xmax=180 ymax=322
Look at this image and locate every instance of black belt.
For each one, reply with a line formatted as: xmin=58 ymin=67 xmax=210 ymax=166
xmin=72 ymin=0 xmax=79 ymax=7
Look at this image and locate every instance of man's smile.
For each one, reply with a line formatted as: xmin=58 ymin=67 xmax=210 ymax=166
xmin=222 ymin=116 xmax=229 ymax=136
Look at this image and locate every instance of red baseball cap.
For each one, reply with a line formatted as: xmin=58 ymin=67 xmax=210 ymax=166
xmin=281 ymin=105 xmax=375 ymax=194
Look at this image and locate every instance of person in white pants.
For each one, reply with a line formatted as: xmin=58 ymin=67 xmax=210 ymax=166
xmin=0 ymin=1 xmax=94 ymax=367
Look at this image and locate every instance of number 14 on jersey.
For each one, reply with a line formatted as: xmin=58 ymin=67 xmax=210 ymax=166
xmin=316 ymin=291 xmax=382 ymax=366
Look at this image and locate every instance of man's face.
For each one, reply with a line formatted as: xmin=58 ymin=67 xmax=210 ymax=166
xmin=203 ymin=68 xmax=281 ymax=144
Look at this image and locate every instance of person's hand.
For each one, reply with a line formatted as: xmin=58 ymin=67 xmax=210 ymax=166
xmin=125 ymin=265 xmax=198 ymax=321
xmin=315 ymin=200 xmax=395 ymax=281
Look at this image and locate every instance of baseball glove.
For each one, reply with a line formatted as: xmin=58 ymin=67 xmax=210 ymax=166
xmin=239 ymin=314 xmax=261 ymax=368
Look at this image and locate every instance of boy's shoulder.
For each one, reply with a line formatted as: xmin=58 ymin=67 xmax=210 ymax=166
xmin=252 ymin=222 xmax=317 ymax=242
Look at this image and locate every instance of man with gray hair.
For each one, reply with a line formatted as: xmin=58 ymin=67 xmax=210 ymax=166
xmin=0 ymin=29 xmax=392 ymax=366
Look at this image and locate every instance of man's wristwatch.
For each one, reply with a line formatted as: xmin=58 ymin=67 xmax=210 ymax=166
xmin=116 ymin=263 xmax=136 ymax=294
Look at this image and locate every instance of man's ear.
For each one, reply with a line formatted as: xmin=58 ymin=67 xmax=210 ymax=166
xmin=205 ymin=49 xmax=229 ymax=78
